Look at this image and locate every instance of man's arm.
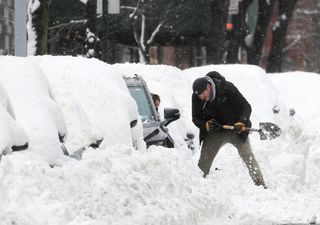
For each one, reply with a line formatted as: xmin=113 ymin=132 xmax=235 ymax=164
xmin=191 ymin=94 xmax=207 ymax=129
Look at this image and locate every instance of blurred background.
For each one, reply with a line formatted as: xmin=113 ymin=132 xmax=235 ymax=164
xmin=1 ymin=0 xmax=319 ymax=73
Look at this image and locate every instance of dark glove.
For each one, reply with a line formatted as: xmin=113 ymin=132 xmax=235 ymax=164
xmin=205 ymin=119 xmax=221 ymax=132
xmin=233 ymin=122 xmax=245 ymax=134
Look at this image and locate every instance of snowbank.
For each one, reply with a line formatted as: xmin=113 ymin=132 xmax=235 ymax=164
xmin=0 ymin=56 xmax=319 ymax=225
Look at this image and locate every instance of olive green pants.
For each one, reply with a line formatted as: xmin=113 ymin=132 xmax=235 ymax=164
xmin=199 ymin=131 xmax=265 ymax=187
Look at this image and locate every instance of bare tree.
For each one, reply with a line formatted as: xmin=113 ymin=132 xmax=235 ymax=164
xmin=47 ymin=0 xmax=100 ymax=57
xmin=122 ymin=0 xmax=182 ymax=64
xmin=266 ymin=0 xmax=297 ymax=72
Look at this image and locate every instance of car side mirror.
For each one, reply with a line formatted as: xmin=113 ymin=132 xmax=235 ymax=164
xmin=163 ymin=108 xmax=180 ymax=126
xmin=130 ymin=119 xmax=138 ymax=128
xmin=186 ymin=132 xmax=194 ymax=140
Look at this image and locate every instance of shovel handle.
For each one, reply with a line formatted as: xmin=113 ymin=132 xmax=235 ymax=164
xmin=222 ymin=125 xmax=260 ymax=132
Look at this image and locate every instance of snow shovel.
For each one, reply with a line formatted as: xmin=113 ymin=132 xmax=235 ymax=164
xmin=222 ymin=122 xmax=281 ymax=140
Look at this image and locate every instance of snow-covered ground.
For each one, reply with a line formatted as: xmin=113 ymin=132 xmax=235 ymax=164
xmin=0 ymin=56 xmax=319 ymax=225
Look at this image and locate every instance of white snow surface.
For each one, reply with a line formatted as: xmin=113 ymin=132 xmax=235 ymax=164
xmin=0 ymin=81 xmax=28 ymax=155
xmin=0 ymin=57 xmax=66 ymax=163
xmin=0 ymin=56 xmax=319 ymax=225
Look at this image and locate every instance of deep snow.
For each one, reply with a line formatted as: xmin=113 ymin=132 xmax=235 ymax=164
xmin=0 ymin=56 xmax=319 ymax=225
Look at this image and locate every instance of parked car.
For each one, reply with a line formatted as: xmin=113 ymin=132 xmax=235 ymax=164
xmin=124 ymin=75 xmax=181 ymax=148
xmin=0 ymin=58 xmax=68 ymax=163
xmin=0 ymin=81 xmax=28 ymax=158
xmin=55 ymin=97 xmax=104 ymax=160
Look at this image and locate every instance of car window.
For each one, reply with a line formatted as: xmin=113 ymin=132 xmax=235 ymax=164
xmin=128 ymin=86 xmax=154 ymax=122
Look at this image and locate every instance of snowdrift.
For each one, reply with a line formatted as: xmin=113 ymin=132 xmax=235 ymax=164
xmin=0 ymin=56 xmax=319 ymax=225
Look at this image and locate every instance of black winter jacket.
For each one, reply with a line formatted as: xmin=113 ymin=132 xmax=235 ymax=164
xmin=192 ymin=72 xmax=252 ymax=143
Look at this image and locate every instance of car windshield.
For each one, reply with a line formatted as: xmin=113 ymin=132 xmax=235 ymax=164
xmin=128 ymin=86 xmax=154 ymax=122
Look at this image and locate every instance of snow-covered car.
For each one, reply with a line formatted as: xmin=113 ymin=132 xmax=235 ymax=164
xmin=51 ymin=96 xmax=104 ymax=159
xmin=0 ymin=80 xmax=28 ymax=157
xmin=0 ymin=57 xmax=67 ymax=163
xmin=35 ymin=56 xmax=145 ymax=151
xmin=124 ymin=75 xmax=181 ymax=148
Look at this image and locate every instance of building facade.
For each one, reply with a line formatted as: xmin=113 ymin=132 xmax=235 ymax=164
xmin=0 ymin=0 xmax=14 ymax=55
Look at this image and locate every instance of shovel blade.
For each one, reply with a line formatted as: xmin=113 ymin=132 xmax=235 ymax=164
xmin=259 ymin=122 xmax=281 ymax=140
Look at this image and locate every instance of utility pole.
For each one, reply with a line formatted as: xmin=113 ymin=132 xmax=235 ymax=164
xmin=14 ymin=0 xmax=27 ymax=56
xmin=101 ymin=0 xmax=119 ymax=62
xmin=101 ymin=0 xmax=108 ymax=62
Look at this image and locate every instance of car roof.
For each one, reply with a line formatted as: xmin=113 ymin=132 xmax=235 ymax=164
xmin=123 ymin=74 xmax=161 ymax=122
xmin=123 ymin=75 xmax=147 ymax=87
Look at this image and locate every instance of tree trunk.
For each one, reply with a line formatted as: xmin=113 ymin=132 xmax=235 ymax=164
xmin=226 ymin=0 xmax=254 ymax=63
xmin=133 ymin=29 xmax=149 ymax=64
xmin=144 ymin=45 xmax=150 ymax=64
xmin=266 ymin=0 xmax=297 ymax=73
xmin=86 ymin=0 xmax=97 ymax=33
xmin=247 ymin=0 xmax=276 ymax=65
xmin=85 ymin=0 xmax=99 ymax=58
xmin=207 ymin=0 xmax=229 ymax=64
xmin=138 ymin=47 xmax=148 ymax=64
xmin=30 ymin=0 xmax=50 ymax=55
